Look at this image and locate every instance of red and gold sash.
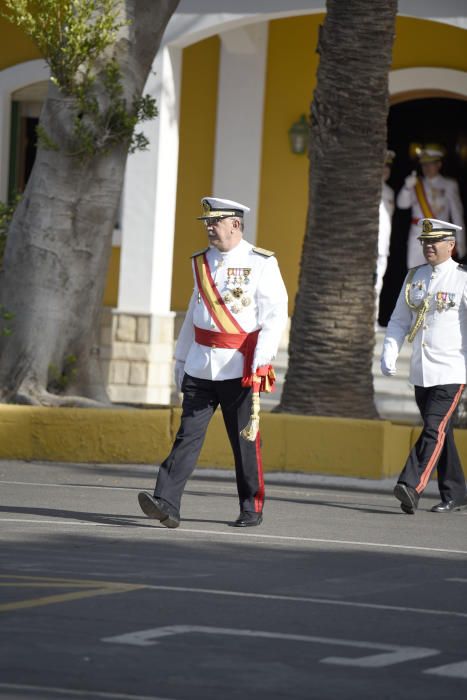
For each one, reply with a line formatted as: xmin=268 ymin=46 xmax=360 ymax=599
xmin=414 ymin=178 xmax=435 ymax=219
xmin=193 ymin=253 xmax=245 ymax=333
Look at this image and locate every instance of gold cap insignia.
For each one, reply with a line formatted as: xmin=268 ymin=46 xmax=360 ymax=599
xmin=422 ymin=220 xmax=433 ymax=233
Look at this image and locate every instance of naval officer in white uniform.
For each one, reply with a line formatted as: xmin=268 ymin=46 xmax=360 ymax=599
xmin=381 ymin=218 xmax=467 ymax=514
xmin=138 ymin=197 xmax=288 ymax=528
xmin=396 ymin=144 xmax=465 ymax=268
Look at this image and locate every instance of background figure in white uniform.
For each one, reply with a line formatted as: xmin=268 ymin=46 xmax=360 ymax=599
xmin=381 ymin=218 xmax=467 ymax=515
xmin=396 ymin=144 xmax=465 ymax=268
xmin=138 ymin=197 xmax=288 ymax=529
xmin=375 ymin=150 xmax=395 ymax=327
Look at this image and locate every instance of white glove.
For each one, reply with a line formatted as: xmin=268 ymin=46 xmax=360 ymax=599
xmin=404 ymin=170 xmax=417 ymax=189
xmin=381 ymin=357 xmax=397 ymax=377
xmin=174 ymin=360 xmax=185 ymax=392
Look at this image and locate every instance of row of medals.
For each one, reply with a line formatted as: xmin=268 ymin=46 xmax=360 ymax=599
xmin=435 ymin=291 xmax=456 ymax=311
xmin=222 ymin=267 xmax=252 ymax=314
xmin=413 ymin=281 xmax=456 ymax=311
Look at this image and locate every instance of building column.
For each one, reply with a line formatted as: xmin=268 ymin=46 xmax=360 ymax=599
xmin=102 ymin=46 xmax=182 ymax=406
xmin=212 ymin=23 xmax=269 ymax=244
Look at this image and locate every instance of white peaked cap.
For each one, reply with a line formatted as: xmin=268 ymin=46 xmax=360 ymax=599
xmin=197 ymin=197 xmax=250 ymax=219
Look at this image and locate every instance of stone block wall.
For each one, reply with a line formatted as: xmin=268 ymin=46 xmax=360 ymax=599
xmin=99 ymin=308 xmax=176 ymax=406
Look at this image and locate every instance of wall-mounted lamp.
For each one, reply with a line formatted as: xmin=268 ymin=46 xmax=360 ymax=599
xmin=288 ymin=114 xmax=310 ymax=155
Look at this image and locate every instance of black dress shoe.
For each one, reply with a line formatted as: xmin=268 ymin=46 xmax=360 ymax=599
xmin=394 ymin=483 xmax=419 ymax=514
xmin=430 ymin=499 xmax=464 ymax=513
xmin=138 ymin=492 xmax=180 ymax=528
xmin=233 ymin=511 xmax=263 ymax=527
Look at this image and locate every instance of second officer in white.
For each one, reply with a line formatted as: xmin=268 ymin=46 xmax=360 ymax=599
xmin=381 ymin=218 xmax=467 ymax=514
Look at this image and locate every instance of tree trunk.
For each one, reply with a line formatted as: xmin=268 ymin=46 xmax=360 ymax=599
xmin=0 ymin=0 xmax=179 ymax=405
xmin=279 ymin=0 xmax=398 ymax=418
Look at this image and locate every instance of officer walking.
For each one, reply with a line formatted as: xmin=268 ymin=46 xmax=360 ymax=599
xmin=396 ymin=144 xmax=465 ymax=268
xmin=381 ymin=218 xmax=467 ymax=514
xmin=138 ymin=197 xmax=288 ymax=528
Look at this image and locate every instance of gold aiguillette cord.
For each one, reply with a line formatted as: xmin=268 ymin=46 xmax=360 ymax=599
xmin=404 ymin=269 xmax=431 ymax=343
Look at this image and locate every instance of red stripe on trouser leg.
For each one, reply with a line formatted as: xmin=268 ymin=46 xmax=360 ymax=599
xmin=415 ymin=384 xmax=465 ymax=494
xmin=254 ymin=432 xmax=265 ymax=513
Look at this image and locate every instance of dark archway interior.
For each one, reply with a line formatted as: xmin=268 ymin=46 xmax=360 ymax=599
xmin=378 ymin=97 xmax=467 ymax=326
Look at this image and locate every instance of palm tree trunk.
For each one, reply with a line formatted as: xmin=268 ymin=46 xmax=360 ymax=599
xmin=279 ymin=0 xmax=398 ymax=418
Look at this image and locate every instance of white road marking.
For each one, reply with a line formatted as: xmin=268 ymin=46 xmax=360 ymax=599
xmin=1 ymin=518 xmax=466 ymax=555
xmin=140 ymin=584 xmax=467 ymax=620
xmin=0 ymin=683 xmax=173 ymax=700
xmin=446 ymin=578 xmax=467 ymax=583
xmin=103 ymin=624 xmax=438 ymax=669
xmin=424 ymin=660 xmax=467 ymax=679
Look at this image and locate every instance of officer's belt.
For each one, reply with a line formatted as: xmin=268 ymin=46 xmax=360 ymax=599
xmin=194 ymin=326 xmax=260 ymax=386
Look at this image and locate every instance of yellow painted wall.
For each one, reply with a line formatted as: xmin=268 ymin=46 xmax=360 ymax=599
xmin=257 ymin=15 xmax=323 ymax=314
xmin=103 ymin=246 xmax=120 ymax=307
xmin=1 ymin=11 xmax=466 ymax=313
xmin=256 ymin=14 xmax=467 ymax=312
xmin=0 ymin=14 xmax=41 ymax=70
xmin=172 ymin=14 xmax=467 ymax=312
xmin=392 ymin=17 xmax=467 ymax=71
xmin=171 ymin=36 xmax=220 ymax=310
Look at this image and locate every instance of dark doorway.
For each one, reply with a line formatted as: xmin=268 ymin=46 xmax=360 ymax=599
xmin=378 ymin=97 xmax=467 ymax=326
xmin=8 ymin=101 xmax=39 ymax=202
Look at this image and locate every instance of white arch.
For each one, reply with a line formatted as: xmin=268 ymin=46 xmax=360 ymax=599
xmin=389 ymin=67 xmax=467 ymax=99
xmin=0 ymin=59 xmax=49 ymax=200
xmin=167 ymin=1 xmax=467 ymax=47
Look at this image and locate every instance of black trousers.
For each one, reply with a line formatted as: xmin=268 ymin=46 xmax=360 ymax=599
xmin=398 ymin=384 xmax=466 ymax=503
xmin=154 ymin=374 xmax=265 ymax=515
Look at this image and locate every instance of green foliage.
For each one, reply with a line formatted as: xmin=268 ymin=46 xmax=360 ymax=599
xmin=69 ymin=59 xmax=158 ymax=158
xmin=2 ymin=1 xmax=125 ymax=93
xmin=36 ymin=123 xmax=60 ymax=152
xmin=48 ymin=354 xmax=78 ymax=392
xmin=1 ymin=1 xmax=158 ymax=160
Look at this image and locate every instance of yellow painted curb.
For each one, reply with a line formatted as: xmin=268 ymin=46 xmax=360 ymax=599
xmin=0 ymin=405 xmax=466 ymax=480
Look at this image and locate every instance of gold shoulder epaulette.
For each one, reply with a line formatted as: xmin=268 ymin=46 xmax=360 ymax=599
xmin=252 ymin=246 xmax=275 ymax=257
xmin=190 ymin=247 xmax=209 ymax=258
xmin=408 ymin=263 xmax=425 ymax=271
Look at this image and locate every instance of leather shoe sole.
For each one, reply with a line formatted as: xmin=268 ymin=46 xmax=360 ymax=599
xmin=430 ymin=500 xmax=465 ymax=513
xmin=400 ymin=503 xmax=415 ymax=515
xmin=138 ymin=492 xmax=180 ymax=528
xmin=394 ymin=483 xmax=419 ymax=514
xmin=233 ymin=512 xmax=263 ymax=527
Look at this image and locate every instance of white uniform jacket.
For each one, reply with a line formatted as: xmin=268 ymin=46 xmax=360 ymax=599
xmin=396 ymin=175 xmax=465 ymax=267
xmin=382 ymin=258 xmax=467 ymax=387
xmin=175 ymin=239 xmax=288 ymax=381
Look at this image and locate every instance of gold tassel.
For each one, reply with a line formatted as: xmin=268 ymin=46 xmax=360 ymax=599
xmin=404 ymin=270 xmax=431 ymax=343
xmin=240 ymin=387 xmax=261 ymax=442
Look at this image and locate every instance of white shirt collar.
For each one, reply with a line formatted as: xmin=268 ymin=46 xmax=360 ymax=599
xmin=431 ymin=257 xmax=455 ymax=273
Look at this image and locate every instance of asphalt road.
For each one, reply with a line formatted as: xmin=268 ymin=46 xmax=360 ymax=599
xmin=0 ymin=459 xmax=466 ymax=700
